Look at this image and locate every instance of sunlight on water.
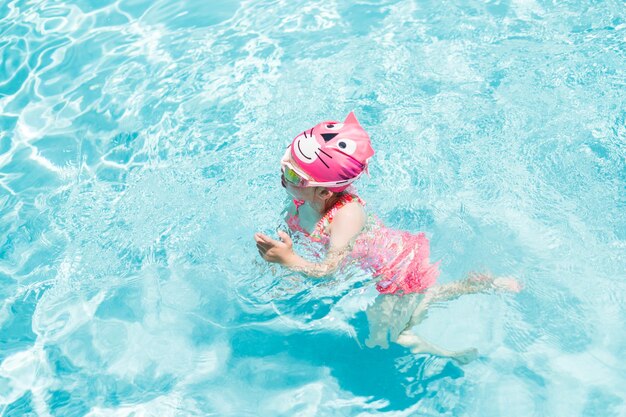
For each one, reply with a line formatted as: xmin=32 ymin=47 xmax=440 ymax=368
xmin=1 ymin=0 xmax=625 ymax=415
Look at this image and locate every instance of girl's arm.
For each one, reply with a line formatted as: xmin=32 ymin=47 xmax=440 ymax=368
xmin=255 ymin=202 xmax=365 ymax=277
xmin=269 ymin=242 xmax=349 ymax=278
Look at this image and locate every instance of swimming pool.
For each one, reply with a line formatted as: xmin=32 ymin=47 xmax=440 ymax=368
xmin=1 ymin=0 xmax=625 ymax=415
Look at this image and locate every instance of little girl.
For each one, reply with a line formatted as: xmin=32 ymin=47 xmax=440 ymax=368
xmin=254 ymin=112 xmax=520 ymax=363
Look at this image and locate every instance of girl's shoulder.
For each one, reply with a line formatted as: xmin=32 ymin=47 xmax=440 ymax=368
xmin=320 ymin=194 xmax=366 ymax=229
xmin=330 ymin=193 xmax=366 ymax=215
xmin=322 ymin=194 xmax=367 ymax=247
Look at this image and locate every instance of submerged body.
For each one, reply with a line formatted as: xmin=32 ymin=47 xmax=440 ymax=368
xmin=282 ymin=191 xmax=495 ymax=357
xmin=285 ymin=193 xmax=440 ymax=295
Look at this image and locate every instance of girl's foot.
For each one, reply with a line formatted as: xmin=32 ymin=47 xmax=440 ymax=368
xmin=468 ymin=273 xmax=522 ymax=293
xmin=451 ymin=348 xmax=479 ymax=365
xmin=396 ymin=332 xmax=479 ymax=364
xmin=493 ymin=276 xmax=522 ymax=292
xmin=396 ymin=332 xmax=421 ymax=349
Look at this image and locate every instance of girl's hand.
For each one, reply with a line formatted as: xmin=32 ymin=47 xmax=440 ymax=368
xmin=254 ymin=231 xmax=297 ymax=265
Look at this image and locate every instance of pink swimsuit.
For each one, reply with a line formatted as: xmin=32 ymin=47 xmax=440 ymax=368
xmin=287 ymin=194 xmax=440 ymax=295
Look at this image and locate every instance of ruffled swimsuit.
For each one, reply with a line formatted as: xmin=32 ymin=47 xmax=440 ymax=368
xmin=287 ymin=194 xmax=440 ymax=295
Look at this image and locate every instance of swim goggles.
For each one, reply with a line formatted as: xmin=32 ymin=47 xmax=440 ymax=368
xmin=280 ymin=147 xmax=360 ymax=188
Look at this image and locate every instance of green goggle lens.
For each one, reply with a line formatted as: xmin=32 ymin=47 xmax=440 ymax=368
xmin=283 ymin=167 xmax=305 ymax=186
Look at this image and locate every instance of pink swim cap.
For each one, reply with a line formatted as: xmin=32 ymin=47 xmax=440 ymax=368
xmin=288 ymin=111 xmax=374 ymax=192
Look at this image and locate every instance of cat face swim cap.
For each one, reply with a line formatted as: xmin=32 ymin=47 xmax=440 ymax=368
xmin=287 ymin=111 xmax=374 ymax=192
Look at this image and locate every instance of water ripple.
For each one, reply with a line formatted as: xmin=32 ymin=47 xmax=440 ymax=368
xmin=1 ymin=0 xmax=625 ymax=415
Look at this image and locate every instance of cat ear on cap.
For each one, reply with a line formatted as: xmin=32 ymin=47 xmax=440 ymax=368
xmin=344 ymin=111 xmax=359 ymax=125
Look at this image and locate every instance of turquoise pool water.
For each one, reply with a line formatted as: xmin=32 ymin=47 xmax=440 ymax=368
xmin=1 ymin=0 xmax=625 ymax=415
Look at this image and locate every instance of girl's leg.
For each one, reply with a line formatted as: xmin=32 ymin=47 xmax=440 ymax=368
xmin=402 ymin=273 xmax=520 ymax=330
xmin=393 ymin=291 xmax=477 ymax=364
xmin=364 ymin=295 xmax=398 ymax=349
xmin=428 ymin=273 xmax=521 ymax=304
xmin=394 ymin=273 xmax=520 ymax=363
